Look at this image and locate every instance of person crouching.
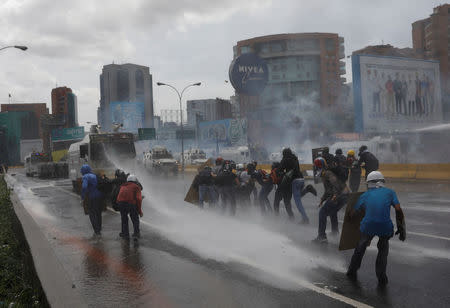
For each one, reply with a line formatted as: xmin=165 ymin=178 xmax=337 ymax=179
xmin=117 ymin=174 xmax=143 ymax=240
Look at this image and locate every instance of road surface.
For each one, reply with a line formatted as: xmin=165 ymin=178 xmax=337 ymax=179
xmin=5 ymin=169 xmax=450 ymax=308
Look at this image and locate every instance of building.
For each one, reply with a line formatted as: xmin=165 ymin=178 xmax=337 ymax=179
xmin=232 ymin=33 xmax=345 ymax=145
xmin=51 ymin=87 xmax=78 ymax=128
xmin=98 ymin=63 xmax=154 ymax=131
xmin=234 ymin=33 xmax=345 ymax=112
xmin=1 ymin=103 xmax=49 ymax=138
xmin=186 ymin=98 xmax=232 ymax=127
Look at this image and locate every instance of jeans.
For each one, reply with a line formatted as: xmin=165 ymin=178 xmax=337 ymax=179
xmin=348 ymin=233 xmax=390 ymax=281
xmin=258 ymin=184 xmax=273 ymax=212
xmin=292 ymin=178 xmax=309 ymax=221
xmin=119 ymin=202 xmax=140 ymax=237
xmin=318 ymin=193 xmax=349 ymax=237
xmin=221 ymin=186 xmax=236 ymax=215
xmin=274 ymin=188 xmax=294 ymax=218
xmin=88 ymin=197 xmax=102 ymax=234
xmin=199 ymin=184 xmax=215 ymax=207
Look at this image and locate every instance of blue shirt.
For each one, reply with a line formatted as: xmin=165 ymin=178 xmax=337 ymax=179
xmin=354 ymin=187 xmax=400 ymax=237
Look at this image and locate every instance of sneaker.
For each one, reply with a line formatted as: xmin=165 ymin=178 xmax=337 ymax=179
xmin=346 ymin=270 xmax=357 ymax=281
xmin=132 ymin=233 xmax=141 ymax=239
xmin=311 ymin=236 xmax=328 ymax=244
xmin=378 ymin=275 xmax=388 ymax=286
xmin=119 ymin=232 xmax=130 ymax=239
xmin=305 ymin=184 xmax=317 ymax=196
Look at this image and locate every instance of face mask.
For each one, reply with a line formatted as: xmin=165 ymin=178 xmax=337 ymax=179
xmin=367 ymin=181 xmax=385 ymax=189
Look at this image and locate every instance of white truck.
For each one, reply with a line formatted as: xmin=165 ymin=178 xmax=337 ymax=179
xmin=20 ymin=139 xmax=43 ymax=163
xmin=219 ymin=146 xmax=250 ymax=163
xmin=143 ymin=146 xmax=179 ymax=175
xmin=68 ymin=132 xmax=136 ymax=191
xmin=183 ymin=149 xmax=208 ymax=165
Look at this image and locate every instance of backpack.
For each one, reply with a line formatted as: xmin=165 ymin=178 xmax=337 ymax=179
xmin=96 ymin=174 xmax=111 ymax=194
xmin=270 ymin=168 xmax=284 ymax=185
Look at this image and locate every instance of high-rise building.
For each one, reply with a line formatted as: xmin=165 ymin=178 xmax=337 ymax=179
xmin=186 ymin=98 xmax=232 ymax=127
xmin=232 ymin=33 xmax=345 ymax=144
xmin=1 ymin=103 xmax=49 ymax=138
xmin=98 ymin=63 xmax=154 ymax=131
xmin=412 ymin=4 xmax=450 ymax=118
xmin=51 ymin=87 xmax=78 ymax=128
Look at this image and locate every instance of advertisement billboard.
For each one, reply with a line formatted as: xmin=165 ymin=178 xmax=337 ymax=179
xmin=199 ymin=118 xmax=247 ymax=146
xmin=352 ymin=54 xmax=442 ymax=133
xmin=51 ymin=126 xmax=85 ymax=142
xmin=110 ymin=102 xmax=144 ymax=132
xmin=229 ymin=53 xmax=268 ymax=95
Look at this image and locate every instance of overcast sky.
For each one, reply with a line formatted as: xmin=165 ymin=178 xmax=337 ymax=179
xmin=0 ymin=0 xmax=443 ymax=127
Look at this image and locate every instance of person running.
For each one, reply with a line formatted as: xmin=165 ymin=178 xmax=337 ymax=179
xmin=80 ymin=164 xmax=103 ymax=236
xmin=312 ymin=157 xmax=349 ymax=244
xmin=346 ymin=171 xmax=406 ymax=286
xmin=280 ymin=148 xmax=310 ymax=224
xmin=117 ymin=174 xmax=143 ymax=240
xmin=358 ymin=145 xmax=379 ymax=179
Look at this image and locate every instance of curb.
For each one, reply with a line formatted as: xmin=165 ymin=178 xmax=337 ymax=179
xmin=7 ymin=183 xmax=88 ymax=308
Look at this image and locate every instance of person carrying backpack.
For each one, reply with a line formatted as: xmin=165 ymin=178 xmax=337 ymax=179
xmin=312 ymin=157 xmax=350 ymax=244
xmin=117 ymin=174 xmax=143 ymax=240
xmin=80 ymin=164 xmax=103 ymax=236
xmin=358 ymin=145 xmax=379 ymax=179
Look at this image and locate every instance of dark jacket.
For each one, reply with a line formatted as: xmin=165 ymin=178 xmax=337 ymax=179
xmin=194 ymin=169 xmax=213 ymax=186
xmin=358 ymin=151 xmax=379 ymax=173
xmin=280 ymin=154 xmax=303 ymax=179
xmin=117 ymin=182 xmax=143 ymax=215
xmin=321 ymin=170 xmax=349 ymax=203
xmin=335 ymin=154 xmax=347 ymax=167
xmin=81 ymin=165 xmax=102 ymax=200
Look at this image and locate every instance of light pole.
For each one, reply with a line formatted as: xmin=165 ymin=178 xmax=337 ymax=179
xmin=0 ymin=45 xmax=28 ymax=52
xmin=157 ymin=82 xmax=201 ymax=172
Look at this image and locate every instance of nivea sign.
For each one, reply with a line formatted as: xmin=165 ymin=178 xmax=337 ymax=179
xmin=229 ymin=53 xmax=268 ymax=95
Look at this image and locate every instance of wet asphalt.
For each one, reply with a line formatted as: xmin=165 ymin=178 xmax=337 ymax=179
xmin=6 ymin=169 xmax=450 ymax=308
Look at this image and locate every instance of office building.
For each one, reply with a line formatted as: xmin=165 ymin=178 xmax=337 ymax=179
xmin=51 ymin=87 xmax=78 ymax=128
xmin=186 ymin=98 xmax=232 ymax=127
xmin=1 ymin=103 xmax=49 ymax=138
xmin=98 ymin=63 xmax=154 ymax=131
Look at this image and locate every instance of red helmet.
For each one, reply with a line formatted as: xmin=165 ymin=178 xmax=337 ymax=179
xmin=314 ymin=157 xmax=327 ymax=169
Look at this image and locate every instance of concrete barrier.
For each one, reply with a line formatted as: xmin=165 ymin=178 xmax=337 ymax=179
xmin=183 ymin=163 xmax=450 ymax=181
xmin=7 ymin=178 xmax=88 ymax=308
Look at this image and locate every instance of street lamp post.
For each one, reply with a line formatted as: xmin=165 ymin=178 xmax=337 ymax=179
xmin=0 ymin=45 xmax=28 ymax=52
xmin=157 ymin=82 xmax=201 ymax=172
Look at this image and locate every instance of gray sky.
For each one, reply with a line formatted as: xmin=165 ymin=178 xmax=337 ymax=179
xmin=0 ymin=0 xmax=442 ymax=127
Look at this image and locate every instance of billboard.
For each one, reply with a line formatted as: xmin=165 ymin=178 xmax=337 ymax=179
xmin=138 ymin=128 xmax=156 ymax=140
xmin=110 ymin=102 xmax=144 ymax=132
xmin=51 ymin=126 xmax=85 ymax=142
xmin=199 ymin=118 xmax=247 ymax=146
xmin=352 ymin=54 xmax=442 ymax=133
xmin=229 ymin=53 xmax=268 ymax=95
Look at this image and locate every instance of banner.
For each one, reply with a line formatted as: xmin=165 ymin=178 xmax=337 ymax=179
xmin=110 ymin=102 xmax=144 ymax=132
xmin=51 ymin=126 xmax=84 ymax=142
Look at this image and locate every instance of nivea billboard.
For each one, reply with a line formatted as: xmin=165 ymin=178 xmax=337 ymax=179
xmin=229 ymin=53 xmax=268 ymax=95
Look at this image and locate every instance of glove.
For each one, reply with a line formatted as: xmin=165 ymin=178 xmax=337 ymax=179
xmin=395 ymin=208 xmax=406 ymax=241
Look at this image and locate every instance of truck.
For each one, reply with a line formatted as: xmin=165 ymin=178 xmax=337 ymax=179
xmin=25 ymin=152 xmax=49 ymax=177
xmin=68 ymin=132 xmax=136 ymax=191
xmin=20 ymin=139 xmax=43 ymax=163
xmin=143 ymin=146 xmax=179 ymax=175
xmin=219 ymin=146 xmax=251 ymax=164
xmin=183 ymin=149 xmax=208 ymax=165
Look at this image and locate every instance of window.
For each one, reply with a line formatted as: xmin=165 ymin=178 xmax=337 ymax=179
xmin=117 ymin=69 xmax=129 ymax=101
xmin=135 ymin=69 xmax=144 ymax=90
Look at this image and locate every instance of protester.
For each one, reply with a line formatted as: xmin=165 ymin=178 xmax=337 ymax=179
xmin=116 ymin=174 xmax=143 ymax=240
xmin=280 ymin=148 xmax=310 ymax=224
xmin=254 ymin=167 xmax=273 ymax=213
xmin=80 ymin=164 xmax=103 ymax=236
xmin=358 ymin=145 xmax=379 ymax=179
xmin=346 ymin=171 xmax=406 ymax=286
xmin=193 ymin=166 xmax=215 ymax=208
xmin=347 ymin=150 xmax=362 ymax=192
xmin=312 ymin=157 xmax=349 ymax=243
xmin=215 ymin=161 xmax=239 ymax=215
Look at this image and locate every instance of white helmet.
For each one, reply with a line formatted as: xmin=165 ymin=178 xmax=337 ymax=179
xmin=366 ymin=171 xmax=384 ymax=183
xmin=127 ymin=174 xmax=138 ymax=183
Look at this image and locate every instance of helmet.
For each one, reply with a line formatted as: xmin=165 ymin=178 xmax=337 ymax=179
xmin=366 ymin=171 xmax=384 ymax=183
xmin=127 ymin=174 xmax=138 ymax=183
xmin=314 ymin=157 xmax=327 ymax=169
xmin=282 ymin=148 xmax=292 ymax=157
xmin=359 ymin=145 xmax=368 ymax=154
xmin=347 ymin=150 xmax=355 ymax=157
xmin=115 ymin=169 xmax=125 ymax=178
xmin=335 ymin=148 xmax=343 ymax=155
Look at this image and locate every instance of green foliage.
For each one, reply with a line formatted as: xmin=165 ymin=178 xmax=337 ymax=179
xmin=0 ymin=177 xmax=49 ymax=307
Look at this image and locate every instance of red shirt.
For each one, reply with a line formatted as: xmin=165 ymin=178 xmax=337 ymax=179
xmin=117 ymin=182 xmax=143 ymax=215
